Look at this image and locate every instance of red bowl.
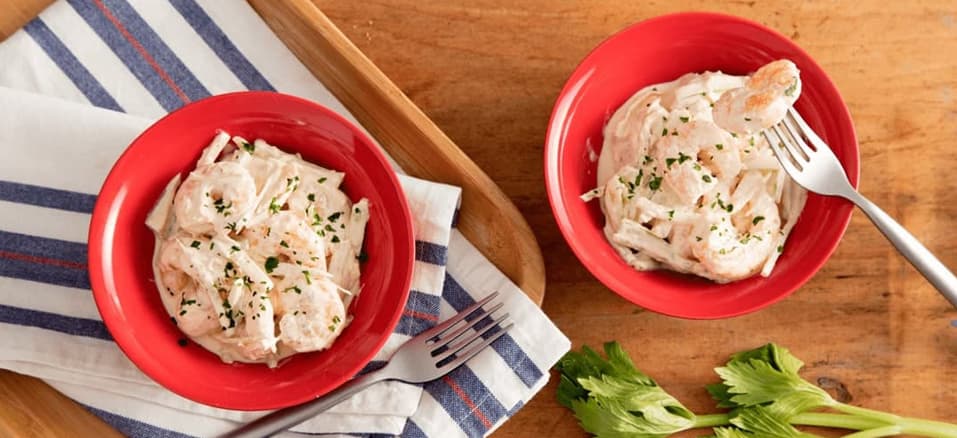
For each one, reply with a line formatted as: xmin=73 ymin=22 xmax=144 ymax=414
xmin=544 ymin=12 xmax=859 ymax=319
xmin=88 ymin=91 xmax=415 ymax=409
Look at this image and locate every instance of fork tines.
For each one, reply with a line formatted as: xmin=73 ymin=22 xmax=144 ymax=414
xmin=420 ymin=291 xmax=513 ymax=370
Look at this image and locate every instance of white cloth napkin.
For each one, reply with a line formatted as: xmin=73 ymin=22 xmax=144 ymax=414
xmin=0 ymin=1 xmax=571 ymax=437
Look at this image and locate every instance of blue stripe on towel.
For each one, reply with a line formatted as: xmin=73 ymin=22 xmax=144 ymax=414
xmin=401 ymin=421 xmax=428 ymax=438
xmin=415 ymin=241 xmax=447 ymax=266
xmin=393 ymin=290 xmax=441 ymax=337
xmin=0 ymin=304 xmax=111 ymax=340
xmin=443 ymin=274 xmax=543 ymax=388
xmin=424 ymin=365 xmax=507 ymax=437
xmin=0 ymin=180 xmax=97 ymax=213
xmin=66 ymin=0 xmax=206 ymax=111
xmin=84 ymin=405 xmax=193 ymax=438
xmin=168 ymin=0 xmax=275 ymax=91
xmin=0 ymin=230 xmax=90 ymax=290
xmin=22 ymin=18 xmax=123 ymax=112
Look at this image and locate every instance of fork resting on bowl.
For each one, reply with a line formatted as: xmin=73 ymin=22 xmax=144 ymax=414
xmin=764 ymin=108 xmax=957 ymax=308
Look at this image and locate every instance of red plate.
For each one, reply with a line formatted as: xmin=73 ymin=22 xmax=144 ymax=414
xmin=88 ymin=91 xmax=415 ymax=410
xmin=545 ymin=13 xmax=859 ymax=319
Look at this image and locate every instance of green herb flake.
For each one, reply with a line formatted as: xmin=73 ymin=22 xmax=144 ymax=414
xmin=327 ymin=212 xmax=343 ymax=222
xmin=302 ymin=270 xmax=312 ymax=285
xmin=268 ymin=197 xmax=281 ymax=214
xmin=264 ymin=256 xmax=279 ymax=274
xmin=318 ymin=177 xmax=328 ymax=184
xmin=679 ymin=116 xmax=689 ymax=123
xmin=307 ymin=193 xmax=316 ymax=202
xmin=715 ymin=143 xmax=724 ymax=150
xmin=784 ymin=80 xmax=798 ymax=97
xmin=648 ymin=175 xmax=663 ymax=191
xmin=242 ymin=141 xmax=255 ymax=153
xmin=279 ymin=240 xmax=289 ymax=248
xmin=703 ymin=175 xmax=713 ymax=183
xmin=331 ymin=235 xmax=341 ymax=243
xmin=190 ymin=240 xmax=201 ymax=249
xmin=752 ymin=216 xmax=766 ymax=225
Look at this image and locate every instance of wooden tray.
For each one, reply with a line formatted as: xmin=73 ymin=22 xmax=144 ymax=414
xmin=0 ymin=0 xmax=545 ymax=435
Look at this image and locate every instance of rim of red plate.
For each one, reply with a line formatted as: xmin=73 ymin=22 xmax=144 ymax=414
xmin=544 ymin=12 xmax=859 ymax=319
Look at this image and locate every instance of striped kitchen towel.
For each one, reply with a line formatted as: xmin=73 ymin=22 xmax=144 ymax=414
xmin=0 ymin=1 xmax=570 ymax=437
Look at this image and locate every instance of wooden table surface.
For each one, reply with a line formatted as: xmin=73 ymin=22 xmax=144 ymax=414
xmin=4 ymin=1 xmax=957 ymax=437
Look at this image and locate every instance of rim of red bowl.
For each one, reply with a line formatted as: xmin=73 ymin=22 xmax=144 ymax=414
xmin=87 ymin=91 xmax=414 ymax=409
xmin=544 ymin=12 xmax=860 ymax=319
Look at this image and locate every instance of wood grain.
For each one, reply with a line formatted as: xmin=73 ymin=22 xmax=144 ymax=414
xmin=3 ymin=0 xmax=957 ymax=437
xmin=247 ymin=0 xmax=546 ymax=305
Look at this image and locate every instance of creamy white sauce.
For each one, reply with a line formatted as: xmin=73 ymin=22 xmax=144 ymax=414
xmin=147 ymin=131 xmax=369 ymax=367
xmin=589 ymin=60 xmax=806 ymax=283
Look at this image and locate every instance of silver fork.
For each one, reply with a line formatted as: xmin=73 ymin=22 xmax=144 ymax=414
xmin=219 ymin=291 xmax=513 ymax=438
xmin=764 ymin=108 xmax=957 ymax=308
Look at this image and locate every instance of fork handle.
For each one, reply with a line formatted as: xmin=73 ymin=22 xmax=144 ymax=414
xmin=218 ymin=370 xmax=385 ymax=438
xmin=846 ymin=191 xmax=957 ymax=308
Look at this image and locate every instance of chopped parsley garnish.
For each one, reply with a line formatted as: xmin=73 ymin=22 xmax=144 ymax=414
xmin=230 ymin=245 xmax=241 ymax=253
xmin=302 ymin=270 xmax=312 ymax=285
xmin=328 ymin=324 xmax=336 ymax=332
xmin=213 ymin=198 xmax=233 ymax=216
xmin=264 ymin=256 xmax=279 ymax=274
xmin=312 ymin=213 xmax=323 ymax=226
xmin=307 ymin=193 xmax=316 ymax=202
xmin=744 ymin=117 xmax=752 ymax=121
xmin=179 ymin=309 xmax=187 ymax=316
xmin=318 ymin=177 xmax=328 ymax=184
xmin=327 ymin=212 xmax=342 ymax=222
xmin=643 ymin=155 xmax=653 ymax=165
xmin=678 ymin=152 xmax=691 ymax=164
xmin=668 ymin=210 xmax=675 ymax=220
xmin=332 ymin=315 xmax=341 ymax=324
xmin=331 ymin=235 xmax=341 ymax=243
xmin=661 ymin=127 xmax=669 ymax=137
xmin=692 ymin=163 xmax=701 ymax=171
xmin=784 ymin=80 xmax=798 ymax=97
xmin=679 ymin=116 xmax=689 ymax=123
xmin=209 ymin=241 xmax=215 ymax=250
xmin=190 ymin=240 xmax=201 ymax=249
xmin=753 ymin=216 xmax=766 ymax=225
xmin=715 ymin=143 xmax=724 ymax=150
xmin=242 ymin=141 xmax=255 ymax=153
xmin=266 ymin=227 xmax=271 ymax=237
xmin=286 ymin=176 xmax=300 ymax=191
xmin=284 ymin=285 xmax=302 ymax=294
xmin=354 ymin=206 xmax=361 ymax=214
xmin=648 ymin=175 xmax=663 ymax=191
xmin=224 ymin=262 xmax=235 ymax=278
xmin=695 ymin=236 xmax=703 ymax=241
xmin=269 ymin=197 xmax=281 ymax=214
xmin=777 ymin=245 xmax=784 ymax=253
xmin=666 ymin=157 xmax=677 ymax=168
xmin=324 ymin=224 xmax=335 ymax=232
xmin=279 ymin=240 xmax=289 ymax=248
xmin=702 ymin=175 xmax=713 ymax=183
xmin=710 ymin=224 xmax=718 ymax=232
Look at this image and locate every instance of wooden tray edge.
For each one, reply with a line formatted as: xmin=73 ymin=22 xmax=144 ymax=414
xmin=248 ymin=0 xmax=546 ymax=305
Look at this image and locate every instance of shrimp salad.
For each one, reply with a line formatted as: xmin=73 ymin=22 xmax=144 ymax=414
xmin=146 ymin=131 xmax=369 ymax=367
xmin=585 ymin=60 xmax=807 ymax=283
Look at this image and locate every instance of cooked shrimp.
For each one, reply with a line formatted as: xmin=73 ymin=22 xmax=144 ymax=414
xmin=588 ymin=60 xmax=807 ymax=283
xmin=149 ymin=132 xmax=367 ymax=367
xmin=242 ymin=211 xmax=326 ymax=270
xmin=173 ymin=161 xmax=257 ymax=235
xmin=274 ymin=272 xmax=347 ymax=353
xmin=712 ymin=60 xmax=801 ymax=134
